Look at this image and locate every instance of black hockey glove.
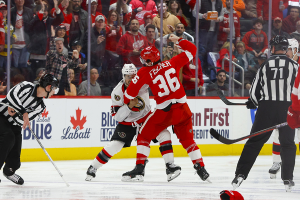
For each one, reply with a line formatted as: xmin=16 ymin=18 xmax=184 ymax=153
xmin=246 ymin=98 xmax=256 ymax=109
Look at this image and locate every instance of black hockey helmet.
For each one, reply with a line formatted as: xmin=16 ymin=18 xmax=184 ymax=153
xmin=39 ymin=74 xmax=59 ymax=90
xmin=269 ymin=35 xmax=289 ymax=51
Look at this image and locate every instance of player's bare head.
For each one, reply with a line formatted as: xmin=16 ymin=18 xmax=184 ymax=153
xmin=122 ymin=64 xmax=137 ymax=86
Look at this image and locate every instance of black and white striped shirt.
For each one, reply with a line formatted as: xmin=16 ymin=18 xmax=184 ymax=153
xmin=0 ymin=81 xmax=46 ymax=126
xmin=250 ymin=54 xmax=299 ymax=106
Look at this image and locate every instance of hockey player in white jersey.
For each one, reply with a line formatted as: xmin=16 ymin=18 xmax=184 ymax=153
xmin=85 ymin=64 xmax=181 ymax=182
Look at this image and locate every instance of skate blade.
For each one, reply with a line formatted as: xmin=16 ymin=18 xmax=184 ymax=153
xmin=205 ymin=177 xmax=212 ymax=183
xmin=232 ymin=178 xmax=243 ymax=190
xmin=270 ymin=173 xmax=276 ymax=179
xmin=285 ymin=185 xmax=293 ymax=192
xmin=167 ymin=170 xmax=181 ymax=182
xmin=121 ymin=175 xmax=144 ymax=182
xmin=85 ymin=175 xmax=94 ymax=181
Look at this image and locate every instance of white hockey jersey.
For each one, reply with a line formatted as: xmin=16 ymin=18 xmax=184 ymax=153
xmin=111 ymin=80 xmax=151 ymax=125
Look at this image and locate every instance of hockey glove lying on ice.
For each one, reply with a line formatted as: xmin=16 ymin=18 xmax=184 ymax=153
xmin=245 ymin=98 xmax=256 ymax=109
xmin=287 ymin=106 xmax=300 ymax=129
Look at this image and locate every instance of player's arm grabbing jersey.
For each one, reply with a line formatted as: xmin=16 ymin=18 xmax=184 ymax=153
xmin=0 ymin=81 xmax=46 ymax=126
xmin=250 ymin=55 xmax=298 ymax=106
xmin=111 ymin=80 xmax=151 ymax=124
xmin=124 ymin=39 xmax=197 ymax=109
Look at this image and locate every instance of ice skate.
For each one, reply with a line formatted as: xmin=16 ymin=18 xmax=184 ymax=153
xmin=194 ymin=163 xmax=211 ymax=183
xmin=3 ymin=172 xmax=24 ymax=185
xmin=284 ymin=180 xmax=295 ymax=192
xmin=166 ymin=162 xmax=181 ymax=182
xmin=85 ymin=165 xmax=97 ymax=181
xmin=122 ymin=160 xmax=148 ymax=182
xmin=269 ymin=162 xmax=281 ymax=179
xmin=232 ymin=174 xmax=245 ymax=190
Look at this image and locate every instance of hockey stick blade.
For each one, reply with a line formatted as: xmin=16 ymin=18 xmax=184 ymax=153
xmin=210 ymin=122 xmax=288 ymax=144
xmin=217 ymin=90 xmax=246 ymax=105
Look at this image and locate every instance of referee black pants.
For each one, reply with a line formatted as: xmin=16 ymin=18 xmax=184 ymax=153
xmin=235 ymin=101 xmax=296 ymax=181
xmin=0 ymin=115 xmax=22 ymax=174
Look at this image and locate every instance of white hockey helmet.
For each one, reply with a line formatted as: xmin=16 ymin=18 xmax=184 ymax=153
xmin=122 ymin=64 xmax=137 ymax=82
xmin=288 ymin=39 xmax=299 ymax=59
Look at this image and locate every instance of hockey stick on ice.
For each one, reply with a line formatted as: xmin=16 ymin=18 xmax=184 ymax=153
xmin=216 ymin=90 xmax=246 ymax=106
xmin=210 ymin=122 xmax=288 ymax=144
xmin=0 ymin=102 xmax=70 ymax=187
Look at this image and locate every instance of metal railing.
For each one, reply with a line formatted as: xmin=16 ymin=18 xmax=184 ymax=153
xmin=221 ymin=57 xmax=245 ymax=97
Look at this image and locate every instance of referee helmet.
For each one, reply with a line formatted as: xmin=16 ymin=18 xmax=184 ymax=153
xmin=270 ymin=35 xmax=289 ymax=52
xmin=39 ymin=74 xmax=59 ymax=91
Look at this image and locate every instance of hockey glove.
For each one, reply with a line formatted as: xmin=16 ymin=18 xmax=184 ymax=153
xmin=246 ymin=98 xmax=256 ymax=109
xmin=220 ymin=190 xmax=244 ymax=200
xmin=287 ymin=106 xmax=300 ymax=129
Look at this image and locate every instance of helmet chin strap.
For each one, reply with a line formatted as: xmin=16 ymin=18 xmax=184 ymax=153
xmin=45 ymin=87 xmax=51 ymax=99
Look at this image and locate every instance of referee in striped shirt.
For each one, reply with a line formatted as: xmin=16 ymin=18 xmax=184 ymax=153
xmin=232 ymin=35 xmax=299 ymax=192
xmin=0 ymin=74 xmax=58 ymax=185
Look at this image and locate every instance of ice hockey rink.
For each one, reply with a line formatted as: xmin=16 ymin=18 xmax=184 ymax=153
xmin=0 ymin=156 xmax=299 ymax=200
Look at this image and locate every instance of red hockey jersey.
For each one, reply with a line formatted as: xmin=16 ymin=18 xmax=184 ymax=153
xmin=124 ymin=39 xmax=197 ymax=109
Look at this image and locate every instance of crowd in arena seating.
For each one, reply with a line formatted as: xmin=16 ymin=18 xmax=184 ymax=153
xmin=0 ymin=0 xmax=299 ymax=97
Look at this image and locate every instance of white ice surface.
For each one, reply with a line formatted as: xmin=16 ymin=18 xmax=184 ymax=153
xmin=0 ymin=156 xmax=299 ymax=200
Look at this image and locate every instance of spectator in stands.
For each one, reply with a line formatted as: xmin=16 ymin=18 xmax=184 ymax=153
xmin=244 ymin=54 xmax=266 ymax=92
xmin=130 ymin=0 xmax=157 ymax=25
xmin=117 ymin=19 xmax=148 ymax=69
xmin=70 ymin=39 xmax=87 ymax=87
xmin=45 ymin=37 xmax=79 ymax=95
xmin=87 ymin=0 xmax=107 ymax=26
xmin=81 ymin=0 xmax=102 ymax=13
xmin=271 ymin=17 xmax=290 ymax=38
xmin=182 ymin=57 xmax=204 ymax=96
xmin=11 ymin=0 xmax=34 ymax=69
xmin=242 ymin=0 xmax=257 ymax=18
xmin=50 ymin=25 xmax=69 ymax=56
xmin=153 ymin=1 xmax=181 ymax=36
xmin=138 ymin=12 xmax=158 ymax=39
xmin=109 ymin=0 xmax=132 ymax=34
xmin=0 ymin=3 xmax=17 ymax=69
xmin=50 ymin=0 xmax=72 ymax=36
xmin=145 ymin=24 xmax=159 ymax=48
xmin=33 ymin=67 xmax=45 ymax=84
xmin=64 ymin=68 xmax=77 ymax=96
xmin=82 ymin=15 xmax=106 ymax=72
xmin=206 ymin=69 xmax=230 ymax=96
xmin=257 ymin=0 xmax=288 ymax=32
xmin=104 ymin=10 xmax=123 ymax=71
xmin=174 ymin=23 xmax=194 ymax=42
xmin=282 ymin=7 xmax=300 ymax=34
xmin=162 ymin=41 xmax=181 ymax=61
xmin=234 ymin=41 xmax=256 ymax=72
xmin=221 ymin=0 xmax=245 ymax=18
xmin=192 ymin=0 xmax=224 ymax=69
xmin=242 ymin=19 xmax=268 ymax=58
xmin=69 ymin=0 xmax=88 ymax=47
xmin=217 ymin=0 xmax=241 ymax=47
xmin=28 ymin=0 xmax=64 ymax=81
xmin=78 ymin=68 xmax=101 ymax=96
xmin=168 ymin=0 xmax=190 ymax=28
xmin=290 ymin=21 xmax=300 ymax=42
xmin=216 ymin=42 xmax=238 ymax=76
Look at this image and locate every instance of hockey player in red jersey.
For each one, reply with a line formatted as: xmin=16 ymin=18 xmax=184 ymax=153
xmin=85 ymin=63 xmax=181 ymax=182
xmin=122 ymin=34 xmax=211 ymax=182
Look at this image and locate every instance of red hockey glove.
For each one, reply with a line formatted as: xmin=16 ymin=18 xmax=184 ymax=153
xmin=287 ymin=106 xmax=300 ymax=129
xmin=220 ymin=190 xmax=244 ymax=200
